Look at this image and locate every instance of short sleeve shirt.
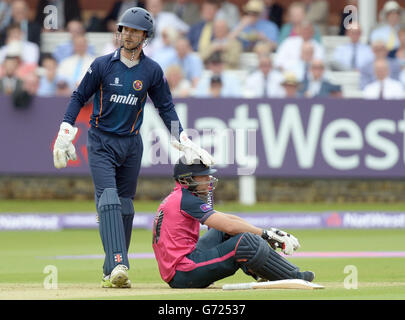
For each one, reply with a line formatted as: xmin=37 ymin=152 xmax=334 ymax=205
xmin=152 ymin=182 xmax=215 ymax=282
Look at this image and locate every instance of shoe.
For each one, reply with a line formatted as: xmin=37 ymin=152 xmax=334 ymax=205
xmin=110 ymin=264 xmax=131 ymax=288
xmin=101 ymin=266 xmax=132 ymax=288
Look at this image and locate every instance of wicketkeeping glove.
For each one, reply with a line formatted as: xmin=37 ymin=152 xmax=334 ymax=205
xmin=53 ymin=122 xmax=78 ymax=169
xmin=171 ymin=131 xmax=215 ymax=166
xmin=261 ymin=228 xmax=300 ymax=255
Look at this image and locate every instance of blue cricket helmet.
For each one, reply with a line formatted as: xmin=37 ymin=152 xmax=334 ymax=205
xmin=117 ymin=7 xmax=155 ymax=39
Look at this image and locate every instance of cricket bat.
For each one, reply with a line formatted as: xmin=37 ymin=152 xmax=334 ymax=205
xmin=222 ymin=279 xmax=325 ymax=290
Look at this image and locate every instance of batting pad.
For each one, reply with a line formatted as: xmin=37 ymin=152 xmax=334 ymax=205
xmin=222 ymin=279 xmax=325 ymax=290
xmin=98 ymin=188 xmax=129 ymax=275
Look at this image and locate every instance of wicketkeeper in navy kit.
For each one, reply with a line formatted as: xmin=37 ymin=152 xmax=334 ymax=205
xmin=52 ymin=7 xmax=214 ymax=288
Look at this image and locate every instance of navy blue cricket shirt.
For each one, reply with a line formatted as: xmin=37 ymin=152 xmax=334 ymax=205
xmin=63 ymin=48 xmax=183 ymax=137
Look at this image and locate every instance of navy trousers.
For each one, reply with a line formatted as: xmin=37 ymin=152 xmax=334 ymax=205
xmin=168 ymin=229 xmax=243 ymax=288
xmin=87 ymin=127 xmax=143 ymax=200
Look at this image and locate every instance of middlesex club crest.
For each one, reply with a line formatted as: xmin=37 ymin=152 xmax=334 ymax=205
xmin=133 ymin=80 xmax=143 ymax=91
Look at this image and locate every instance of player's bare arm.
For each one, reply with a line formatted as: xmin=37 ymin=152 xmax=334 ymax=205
xmin=204 ymin=211 xmax=262 ymax=236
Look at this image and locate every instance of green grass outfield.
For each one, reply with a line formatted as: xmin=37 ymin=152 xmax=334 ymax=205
xmin=0 ymin=200 xmax=405 ymax=300
xmin=3 ymin=199 xmax=405 ymax=213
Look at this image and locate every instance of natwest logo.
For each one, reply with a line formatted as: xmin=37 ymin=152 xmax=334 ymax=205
xmin=110 ymin=94 xmax=138 ymax=106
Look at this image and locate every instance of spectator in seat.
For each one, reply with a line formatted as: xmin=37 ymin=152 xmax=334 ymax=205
xmin=0 ymin=53 xmax=36 ymax=108
xmin=299 ymin=59 xmax=342 ymax=98
xmin=370 ymin=1 xmax=403 ymax=52
xmin=56 ymin=35 xmax=95 ymax=91
xmin=144 ymin=0 xmax=189 ymax=57
xmin=193 ymin=51 xmax=241 ymax=98
xmin=172 ymin=36 xmax=203 ymax=88
xmin=278 ymin=1 xmax=321 ymax=45
xmin=187 ymin=0 xmax=220 ymax=52
xmin=331 ymin=22 xmax=374 ymax=71
xmin=229 ymin=0 xmax=279 ymax=52
xmin=52 ymin=19 xmax=96 ymax=63
xmin=243 ymin=54 xmax=284 ymax=98
xmin=283 ymin=41 xmax=316 ymax=82
xmin=0 ymin=0 xmax=41 ymax=47
xmin=164 ymin=64 xmax=192 ymax=98
xmin=0 ymin=23 xmax=39 ymax=65
xmin=363 ymin=58 xmax=405 ymax=99
xmin=0 ymin=39 xmax=36 ymax=78
xmin=359 ymin=40 xmax=401 ymax=89
xmin=199 ymin=18 xmax=242 ymax=70
xmin=0 ymin=53 xmax=23 ymax=95
xmin=151 ymin=26 xmax=179 ymax=72
xmin=164 ymin=0 xmax=200 ymax=27
xmin=280 ymin=72 xmax=300 ymax=98
xmin=37 ymin=54 xmax=59 ymax=97
xmin=252 ymin=40 xmax=273 ymax=57
xmin=274 ymin=20 xmax=324 ymax=72
xmin=216 ymin=0 xmax=240 ymax=30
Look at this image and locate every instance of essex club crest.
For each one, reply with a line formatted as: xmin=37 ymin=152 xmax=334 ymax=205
xmin=133 ymin=80 xmax=143 ymax=91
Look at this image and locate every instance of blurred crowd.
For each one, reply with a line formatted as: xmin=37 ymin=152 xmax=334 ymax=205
xmin=1 ymin=0 xmax=405 ymax=108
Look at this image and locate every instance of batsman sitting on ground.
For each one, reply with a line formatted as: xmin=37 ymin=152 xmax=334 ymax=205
xmin=52 ymin=7 xmax=214 ymax=288
xmin=152 ymin=157 xmax=315 ymax=288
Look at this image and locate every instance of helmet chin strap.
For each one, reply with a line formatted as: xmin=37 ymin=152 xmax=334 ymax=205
xmin=122 ymin=40 xmax=144 ymax=61
xmin=178 ymin=176 xmax=218 ymax=204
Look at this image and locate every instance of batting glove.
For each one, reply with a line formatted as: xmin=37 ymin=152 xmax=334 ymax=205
xmin=262 ymin=228 xmax=300 ymax=255
xmin=171 ymin=131 xmax=215 ymax=166
xmin=53 ymin=122 xmax=78 ymax=169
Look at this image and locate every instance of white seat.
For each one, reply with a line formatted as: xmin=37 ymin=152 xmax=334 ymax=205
xmin=328 ymin=71 xmax=360 ymax=85
xmin=239 ymin=52 xmax=258 ymax=71
xmin=327 ymin=71 xmax=362 ymax=98
xmin=322 ymin=36 xmax=350 ymax=50
xmin=40 ymin=32 xmax=70 ymax=53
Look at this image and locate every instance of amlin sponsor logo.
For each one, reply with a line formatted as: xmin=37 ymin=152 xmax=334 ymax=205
xmin=110 ymin=94 xmax=138 ymax=106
